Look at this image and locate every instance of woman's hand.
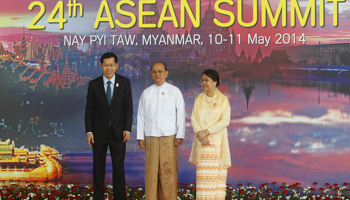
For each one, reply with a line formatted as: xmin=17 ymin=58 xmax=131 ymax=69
xmin=200 ymin=136 xmax=210 ymax=145
xmin=196 ymin=129 xmax=210 ymax=141
xmin=196 ymin=130 xmax=206 ymax=140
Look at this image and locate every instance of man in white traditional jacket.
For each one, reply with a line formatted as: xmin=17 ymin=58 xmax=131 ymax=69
xmin=137 ymin=61 xmax=185 ymax=200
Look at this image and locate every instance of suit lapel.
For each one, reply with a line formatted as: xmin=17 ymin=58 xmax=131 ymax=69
xmin=97 ymin=76 xmax=110 ymax=108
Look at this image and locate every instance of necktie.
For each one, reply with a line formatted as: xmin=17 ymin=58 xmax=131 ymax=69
xmin=107 ymin=81 xmax=112 ymax=106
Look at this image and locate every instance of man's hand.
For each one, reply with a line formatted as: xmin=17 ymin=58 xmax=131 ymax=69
xmin=86 ymin=133 xmax=94 ymax=148
xmin=123 ymin=131 xmax=130 ymax=142
xmin=174 ymin=138 xmax=184 ymax=146
xmin=200 ymin=136 xmax=210 ymax=145
xmin=138 ymin=140 xmax=145 ymax=149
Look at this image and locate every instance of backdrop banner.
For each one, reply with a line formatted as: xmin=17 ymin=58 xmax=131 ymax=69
xmin=0 ymin=0 xmax=350 ymax=187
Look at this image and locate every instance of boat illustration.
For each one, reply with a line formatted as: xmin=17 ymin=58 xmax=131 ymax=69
xmin=0 ymin=139 xmax=62 ymax=182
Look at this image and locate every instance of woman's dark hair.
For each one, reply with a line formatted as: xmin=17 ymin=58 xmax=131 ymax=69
xmin=100 ymin=52 xmax=118 ymax=64
xmin=202 ymin=69 xmax=220 ymax=87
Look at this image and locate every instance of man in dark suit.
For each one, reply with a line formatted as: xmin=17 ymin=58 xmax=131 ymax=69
xmin=85 ymin=52 xmax=133 ymax=200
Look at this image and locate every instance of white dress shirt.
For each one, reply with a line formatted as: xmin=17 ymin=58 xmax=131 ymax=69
xmin=137 ymin=82 xmax=185 ymax=140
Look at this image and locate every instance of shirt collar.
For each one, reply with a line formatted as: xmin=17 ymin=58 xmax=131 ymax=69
xmin=154 ymin=82 xmax=167 ymax=88
xmin=103 ymin=74 xmax=116 ymax=85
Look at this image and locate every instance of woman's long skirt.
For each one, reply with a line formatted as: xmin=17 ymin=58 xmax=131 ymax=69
xmin=196 ymin=135 xmax=227 ymax=200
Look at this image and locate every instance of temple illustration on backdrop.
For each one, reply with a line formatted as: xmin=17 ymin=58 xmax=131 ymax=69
xmin=0 ymin=0 xmax=242 ymax=90
xmin=0 ymin=0 xmax=350 ymax=92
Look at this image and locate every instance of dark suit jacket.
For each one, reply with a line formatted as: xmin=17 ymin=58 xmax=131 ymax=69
xmin=85 ymin=74 xmax=133 ymax=142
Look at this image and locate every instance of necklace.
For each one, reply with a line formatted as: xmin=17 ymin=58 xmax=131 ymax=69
xmin=206 ymin=95 xmax=213 ymax=104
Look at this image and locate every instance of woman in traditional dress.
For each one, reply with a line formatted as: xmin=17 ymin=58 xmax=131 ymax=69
xmin=189 ymin=69 xmax=231 ymax=200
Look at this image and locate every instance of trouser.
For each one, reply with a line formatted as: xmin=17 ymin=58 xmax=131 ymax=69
xmin=145 ymin=135 xmax=178 ymax=200
xmin=93 ymin=127 xmax=126 ymax=200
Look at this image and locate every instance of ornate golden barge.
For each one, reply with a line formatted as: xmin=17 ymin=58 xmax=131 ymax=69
xmin=0 ymin=139 xmax=62 ymax=181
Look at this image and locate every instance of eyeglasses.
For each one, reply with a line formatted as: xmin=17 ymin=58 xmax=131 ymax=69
xmin=151 ymin=70 xmax=166 ymax=74
xmin=201 ymin=78 xmax=212 ymax=83
xmin=102 ymin=63 xmax=116 ymax=67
